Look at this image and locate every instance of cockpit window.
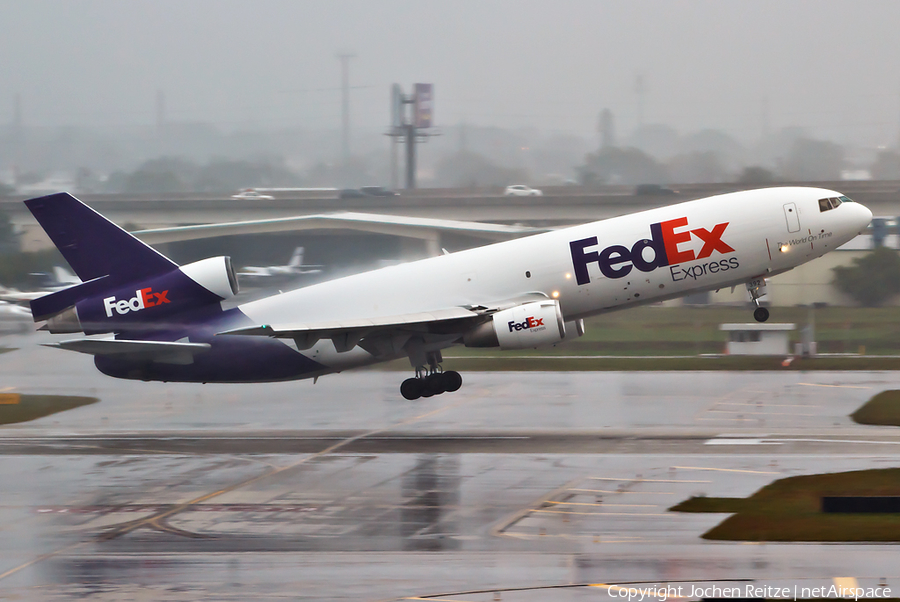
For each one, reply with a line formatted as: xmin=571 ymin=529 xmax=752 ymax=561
xmin=818 ymin=197 xmax=842 ymax=212
xmin=839 ymin=195 xmax=854 ymax=203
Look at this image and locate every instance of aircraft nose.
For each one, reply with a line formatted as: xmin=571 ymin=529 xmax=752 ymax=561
xmin=855 ymin=202 xmax=874 ymax=233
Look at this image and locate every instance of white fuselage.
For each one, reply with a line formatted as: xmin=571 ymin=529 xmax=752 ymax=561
xmin=238 ymin=187 xmax=872 ymax=374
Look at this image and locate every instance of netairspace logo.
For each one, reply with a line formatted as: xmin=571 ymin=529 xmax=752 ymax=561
xmin=569 ymin=217 xmax=737 ymax=285
xmin=103 ymin=287 xmax=170 ymax=318
xmin=603 ymin=583 xmax=892 ymax=601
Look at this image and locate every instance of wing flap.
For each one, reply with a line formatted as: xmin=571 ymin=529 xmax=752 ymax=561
xmin=218 ymin=293 xmax=550 ymax=355
xmin=221 ymin=306 xmax=480 ymax=339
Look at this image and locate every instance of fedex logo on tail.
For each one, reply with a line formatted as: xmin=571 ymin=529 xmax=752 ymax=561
xmin=570 ymin=217 xmax=735 ymax=285
xmin=508 ymin=316 xmax=545 ymax=332
xmin=103 ymin=287 xmax=170 ymax=317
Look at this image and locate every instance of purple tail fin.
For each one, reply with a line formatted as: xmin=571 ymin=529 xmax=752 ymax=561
xmin=25 ymin=192 xmax=177 ymax=282
xmin=25 ymin=193 xmax=183 ymax=321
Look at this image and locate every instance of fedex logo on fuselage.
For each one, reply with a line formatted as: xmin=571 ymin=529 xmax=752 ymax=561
xmin=103 ymin=287 xmax=170 ymax=318
xmin=508 ymin=316 xmax=545 ymax=332
xmin=569 ymin=217 xmax=735 ymax=285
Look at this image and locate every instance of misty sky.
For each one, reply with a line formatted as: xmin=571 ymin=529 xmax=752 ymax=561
xmin=2 ymin=0 xmax=900 ymax=146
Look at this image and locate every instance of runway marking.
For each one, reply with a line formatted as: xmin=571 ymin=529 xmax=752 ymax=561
xmin=671 ymin=466 xmax=780 ymax=475
xmin=95 ymin=397 xmax=476 ymax=542
xmin=546 ymin=501 xmax=658 ymax=507
xmin=799 ymin=383 xmax=871 ymax=389
xmin=0 ymin=396 xmax=480 ymax=582
xmin=704 ymin=438 xmax=781 ymax=445
xmin=704 ymin=409 xmax=816 ymax=416
xmin=715 ymin=402 xmax=819 ymax=408
xmin=569 ymin=488 xmax=675 ymax=495
xmin=533 ymin=509 xmax=666 ymax=516
xmin=0 ymin=541 xmax=87 ymax=582
xmin=587 ymin=477 xmax=711 ymax=483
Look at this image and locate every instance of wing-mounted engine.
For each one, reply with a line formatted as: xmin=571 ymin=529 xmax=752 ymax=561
xmin=463 ymin=299 xmax=567 ymax=349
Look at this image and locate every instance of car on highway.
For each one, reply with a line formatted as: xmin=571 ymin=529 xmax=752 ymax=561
xmin=231 ymin=189 xmax=275 ymax=200
xmin=339 ymin=187 xmax=399 ymax=199
xmin=504 ymin=185 xmax=543 ymax=196
xmin=360 ymin=186 xmax=399 ymax=197
xmin=634 ymin=184 xmax=677 ymax=196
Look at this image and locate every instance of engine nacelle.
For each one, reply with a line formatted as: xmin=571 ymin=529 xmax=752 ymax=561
xmin=180 ymin=256 xmax=239 ymax=299
xmin=464 ymin=300 xmax=566 ymax=350
xmin=42 ymin=256 xmax=240 ymax=335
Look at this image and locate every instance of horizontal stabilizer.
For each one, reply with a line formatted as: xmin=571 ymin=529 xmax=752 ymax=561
xmin=47 ymin=338 xmax=211 ymax=365
xmin=30 ymin=276 xmax=109 ymax=321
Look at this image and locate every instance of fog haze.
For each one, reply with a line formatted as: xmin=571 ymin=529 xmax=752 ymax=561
xmin=3 ymin=0 xmax=899 ymax=144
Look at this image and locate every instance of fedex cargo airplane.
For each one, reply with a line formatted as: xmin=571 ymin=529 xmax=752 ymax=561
xmin=24 ymin=189 xmax=871 ymax=399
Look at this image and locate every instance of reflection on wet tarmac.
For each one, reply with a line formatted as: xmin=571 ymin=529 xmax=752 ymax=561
xmin=2 ymin=333 xmax=900 ymax=599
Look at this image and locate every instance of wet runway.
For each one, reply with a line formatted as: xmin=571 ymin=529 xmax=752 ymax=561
xmin=1 ymin=331 xmax=900 ymax=600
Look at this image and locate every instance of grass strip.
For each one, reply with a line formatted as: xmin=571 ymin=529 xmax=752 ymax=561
xmin=376 ymin=355 xmax=900 ymax=372
xmin=0 ymin=394 xmax=99 ymax=426
xmin=852 ymin=390 xmax=900 ymax=426
xmin=670 ymin=468 xmax=900 ymax=542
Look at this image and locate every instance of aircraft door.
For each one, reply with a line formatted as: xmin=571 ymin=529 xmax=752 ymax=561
xmin=783 ymin=202 xmax=801 ymax=233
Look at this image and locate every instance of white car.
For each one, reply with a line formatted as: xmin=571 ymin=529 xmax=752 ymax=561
xmin=231 ymin=189 xmax=275 ymax=200
xmin=504 ymin=185 xmax=543 ymax=196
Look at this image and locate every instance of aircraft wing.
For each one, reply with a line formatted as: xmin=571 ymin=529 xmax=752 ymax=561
xmin=219 ymin=293 xmax=549 ymax=354
xmin=46 ymin=338 xmax=212 ymax=365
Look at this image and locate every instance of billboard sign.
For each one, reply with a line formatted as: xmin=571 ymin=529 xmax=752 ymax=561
xmin=414 ymin=83 xmax=433 ymax=129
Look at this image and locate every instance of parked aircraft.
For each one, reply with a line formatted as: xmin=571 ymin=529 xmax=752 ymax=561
xmin=23 ymin=189 xmax=871 ymax=399
xmin=0 ymin=267 xmax=80 ymax=304
xmin=0 ymin=301 xmax=31 ymax=333
xmin=238 ymin=247 xmax=323 ymax=285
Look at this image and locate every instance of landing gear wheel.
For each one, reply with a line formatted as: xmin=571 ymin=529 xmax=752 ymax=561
xmin=442 ymin=370 xmax=462 ymax=392
xmin=400 ymin=378 xmax=423 ymax=400
xmin=753 ymin=306 xmax=770 ymax=323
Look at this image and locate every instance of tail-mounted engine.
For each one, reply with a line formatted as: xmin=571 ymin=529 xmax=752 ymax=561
xmin=41 ymin=256 xmax=239 ymax=335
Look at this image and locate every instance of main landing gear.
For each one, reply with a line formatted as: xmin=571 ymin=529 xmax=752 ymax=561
xmin=400 ymin=350 xmax=463 ymax=400
xmin=746 ymin=276 xmax=770 ymax=322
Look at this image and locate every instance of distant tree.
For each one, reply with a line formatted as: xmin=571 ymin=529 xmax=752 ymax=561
xmin=580 ymin=146 xmax=668 ymax=186
xmin=433 ymin=151 xmax=527 ymax=188
xmin=666 ymin=151 xmax=726 ymax=184
xmin=0 ymin=211 xmax=15 ymax=251
xmin=870 ymin=151 xmax=900 ymax=180
xmin=737 ymin=166 xmax=776 ymax=184
xmin=832 ymin=247 xmax=900 ymax=306
xmin=782 ymin=138 xmax=844 ymax=181
xmin=124 ymin=157 xmax=197 ymax=193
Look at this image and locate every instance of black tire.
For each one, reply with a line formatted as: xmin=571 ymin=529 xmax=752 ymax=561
xmin=424 ymin=374 xmax=445 ymax=396
xmin=400 ymin=378 xmax=422 ymax=400
xmin=753 ymin=306 xmax=770 ymax=323
xmin=442 ymin=370 xmax=463 ymax=392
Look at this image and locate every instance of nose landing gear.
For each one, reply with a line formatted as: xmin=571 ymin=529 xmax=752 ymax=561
xmin=400 ymin=350 xmax=463 ymax=400
xmin=747 ymin=276 xmax=769 ymax=322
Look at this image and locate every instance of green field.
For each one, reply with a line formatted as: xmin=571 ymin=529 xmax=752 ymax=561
xmin=375 ymin=305 xmax=900 ymax=371
xmin=0 ymin=394 xmax=99 ymax=425
xmin=852 ymin=390 xmax=900 ymax=426
xmin=484 ymin=305 xmax=900 ymax=357
xmin=671 ymin=469 xmax=900 ymax=542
